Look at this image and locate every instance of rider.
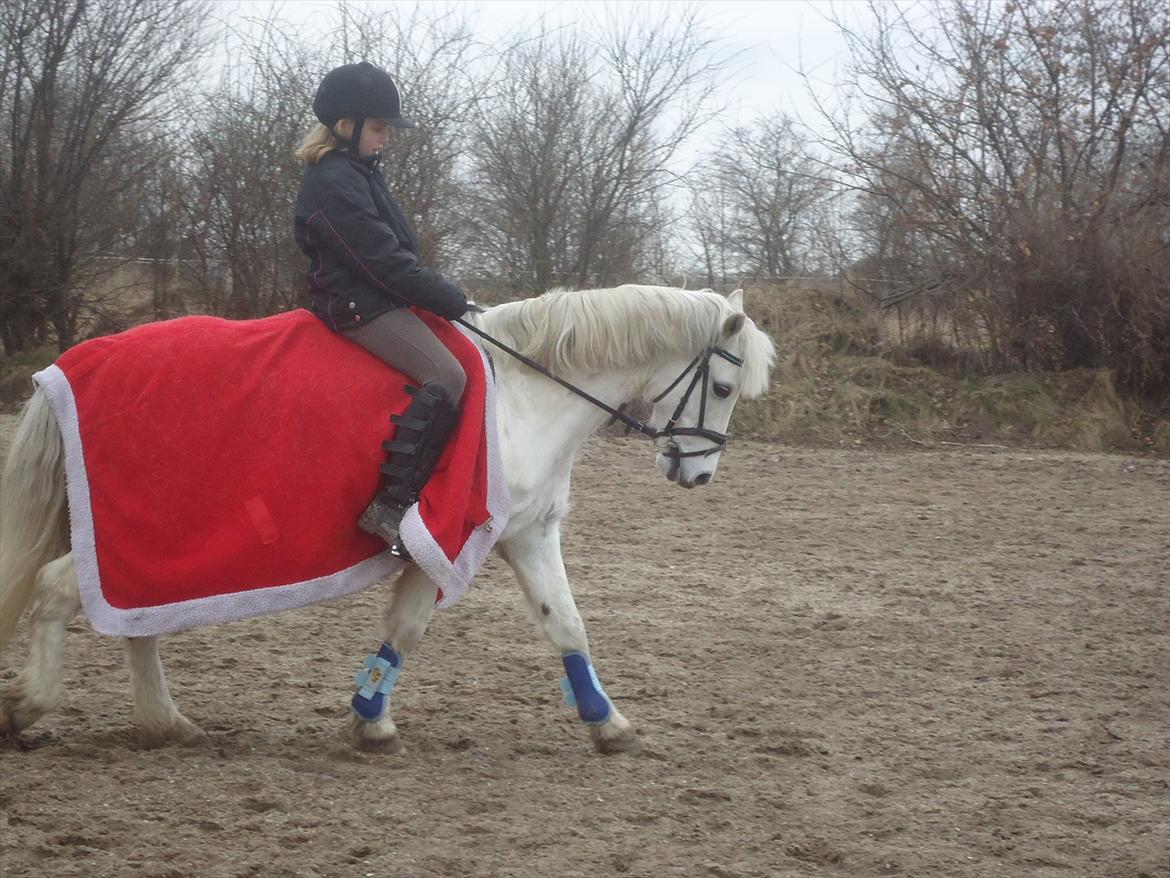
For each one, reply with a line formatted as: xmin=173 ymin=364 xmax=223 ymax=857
xmin=294 ymin=61 xmax=470 ymax=553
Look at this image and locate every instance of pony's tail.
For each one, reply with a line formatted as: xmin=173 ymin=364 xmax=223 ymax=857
xmin=0 ymin=389 xmax=68 ymax=653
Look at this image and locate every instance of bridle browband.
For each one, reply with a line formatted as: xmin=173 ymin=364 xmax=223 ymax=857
xmin=455 ymin=317 xmax=744 ymax=458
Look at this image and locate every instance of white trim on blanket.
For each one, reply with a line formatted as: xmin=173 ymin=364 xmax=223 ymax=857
xmin=32 ymin=347 xmax=509 ymax=636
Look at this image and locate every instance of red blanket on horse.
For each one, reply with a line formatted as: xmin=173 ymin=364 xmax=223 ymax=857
xmin=33 ymin=309 xmax=509 ymax=637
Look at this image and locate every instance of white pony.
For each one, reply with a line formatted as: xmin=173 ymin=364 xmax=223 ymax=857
xmin=0 ymin=284 xmax=774 ymax=753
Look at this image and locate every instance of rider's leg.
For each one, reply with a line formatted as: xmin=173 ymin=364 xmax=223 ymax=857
xmin=344 ymin=307 xmax=466 ymax=403
xmin=342 ymin=309 xmax=467 ymax=548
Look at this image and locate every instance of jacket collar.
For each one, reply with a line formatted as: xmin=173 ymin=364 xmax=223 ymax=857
xmin=332 ymin=149 xmax=380 ymax=171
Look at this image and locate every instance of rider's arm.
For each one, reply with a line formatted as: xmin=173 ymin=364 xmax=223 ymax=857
xmin=304 ymin=168 xmax=467 ymax=319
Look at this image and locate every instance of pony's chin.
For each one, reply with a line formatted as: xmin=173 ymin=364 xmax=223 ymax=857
xmin=656 ymin=452 xmax=680 ymax=483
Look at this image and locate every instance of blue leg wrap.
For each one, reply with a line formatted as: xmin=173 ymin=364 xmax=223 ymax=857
xmin=559 ymin=651 xmax=613 ymax=726
xmin=351 ymin=642 xmax=402 ymax=722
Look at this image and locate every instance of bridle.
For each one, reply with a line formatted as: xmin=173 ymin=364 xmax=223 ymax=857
xmin=650 ymin=345 xmax=744 ymax=460
xmin=455 ymin=317 xmax=744 ymax=458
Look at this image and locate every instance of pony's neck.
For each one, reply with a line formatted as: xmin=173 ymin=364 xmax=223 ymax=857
xmin=493 ymin=361 xmax=654 ymax=478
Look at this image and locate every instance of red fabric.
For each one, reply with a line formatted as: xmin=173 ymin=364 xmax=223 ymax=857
xmin=54 ymin=308 xmax=490 ymax=610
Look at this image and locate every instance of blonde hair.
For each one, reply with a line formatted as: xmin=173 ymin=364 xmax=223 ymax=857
xmin=295 ymin=119 xmax=356 ymax=165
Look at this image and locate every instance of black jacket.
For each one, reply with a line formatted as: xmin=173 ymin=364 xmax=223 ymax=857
xmin=294 ymin=150 xmax=466 ymax=329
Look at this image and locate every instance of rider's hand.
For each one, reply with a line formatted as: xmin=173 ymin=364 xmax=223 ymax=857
xmin=431 ymin=290 xmax=471 ymax=320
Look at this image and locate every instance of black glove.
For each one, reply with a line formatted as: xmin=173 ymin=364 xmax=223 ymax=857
xmin=431 ymin=289 xmax=470 ymax=321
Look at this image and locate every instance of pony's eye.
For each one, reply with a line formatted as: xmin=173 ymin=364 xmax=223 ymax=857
xmin=713 ymin=382 xmax=732 ymax=398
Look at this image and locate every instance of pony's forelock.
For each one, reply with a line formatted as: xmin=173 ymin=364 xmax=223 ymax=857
xmin=736 ymin=313 xmax=776 ymax=399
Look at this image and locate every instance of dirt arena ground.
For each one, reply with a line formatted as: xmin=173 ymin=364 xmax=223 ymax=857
xmin=1 ymin=418 xmax=1167 ymax=878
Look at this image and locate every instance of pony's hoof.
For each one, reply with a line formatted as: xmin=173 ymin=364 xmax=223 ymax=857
xmin=590 ymin=713 xmax=640 ymax=754
xmin=0 ymin=701 xmax=17 ymax=735
xmin=0 ymin=705 xmax=17 ymax=736
xmin=135 ymin=715 xmax=210 ymax=749
xmin=348 ymin=715 xmax=403 ymax=754
xmin=0 ymin=687 xmax=48 ymax=735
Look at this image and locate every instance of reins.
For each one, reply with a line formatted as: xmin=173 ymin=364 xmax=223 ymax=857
xmin=455 ymin=317 xmax=658 ymax=438
xmin=454 ymin=315 xmax=744 ymax=456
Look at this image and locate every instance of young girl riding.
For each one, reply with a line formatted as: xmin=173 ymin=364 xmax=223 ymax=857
xmin=294 ymin=62 xmax=470 ymax=554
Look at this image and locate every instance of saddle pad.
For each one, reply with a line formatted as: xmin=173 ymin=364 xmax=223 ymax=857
xmin=32 ymin=308 xmax=509 ymax=637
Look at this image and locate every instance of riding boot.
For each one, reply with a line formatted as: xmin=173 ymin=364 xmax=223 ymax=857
xmin=358 ymin=383 xmax=461 ymax=554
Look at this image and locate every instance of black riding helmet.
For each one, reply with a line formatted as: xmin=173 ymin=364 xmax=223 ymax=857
xmin=313 ymin=62 xmax=415 ymax=151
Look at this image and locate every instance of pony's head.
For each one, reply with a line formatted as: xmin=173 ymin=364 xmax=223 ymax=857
xmin=645 ymin=289 xmax=775 ymax=488
xmin=478 ymin=283 xmax=776 ymax=488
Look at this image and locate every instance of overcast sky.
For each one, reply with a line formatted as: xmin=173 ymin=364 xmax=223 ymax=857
xmin=223 ymin=0 xmax=876 ymax=129
xmin=435 ymin=0 xmax=865 ymax=125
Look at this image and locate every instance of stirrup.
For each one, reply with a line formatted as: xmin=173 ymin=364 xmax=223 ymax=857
xmin=358 ymin=495 xmax=414 ymax=562
xmin=358 ymin=494 xmax=406 ymax=545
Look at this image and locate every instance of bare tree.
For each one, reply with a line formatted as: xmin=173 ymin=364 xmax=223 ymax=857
xmin=182 ymin=11 xmax=318 ymax=318
xmin=470 ymin=31 xmax=595 ymax=291
xmin=470 ymin=7 xmax=726 ymax=292
xmin=810 ymin=0 xmax=1170 ymax=392
xmin=689 ymin=115 xmax=831 ymax=282
xmin=0 ymin=0 xmax=212 ymax=354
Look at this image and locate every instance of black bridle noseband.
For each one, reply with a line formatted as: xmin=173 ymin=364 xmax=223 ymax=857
xmin=455 ymin=317 xmax=744 ymax=458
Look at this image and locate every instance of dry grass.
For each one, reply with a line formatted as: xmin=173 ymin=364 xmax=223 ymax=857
xmin=733 ymin=281 xmax=1166 ymax=454
xmin=3 ymin=277 xmax=1165 ymax=454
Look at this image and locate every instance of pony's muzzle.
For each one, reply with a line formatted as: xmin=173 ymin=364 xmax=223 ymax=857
xmin=657 ymin=444 xmax=714 ymax=488
xmin=676 ymin=469 xmax=712 ymax=489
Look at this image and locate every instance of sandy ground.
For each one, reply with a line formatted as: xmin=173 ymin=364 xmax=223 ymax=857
xmin=1 ymin=418 xmax=1167 ymax=878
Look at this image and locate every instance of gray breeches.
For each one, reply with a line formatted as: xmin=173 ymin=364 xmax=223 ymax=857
xmin=343 ymin=308 xmax=467 ymax=403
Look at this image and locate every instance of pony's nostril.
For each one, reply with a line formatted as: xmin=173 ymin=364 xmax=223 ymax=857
xmin=693 ymin=472 xmax=711 ymax=485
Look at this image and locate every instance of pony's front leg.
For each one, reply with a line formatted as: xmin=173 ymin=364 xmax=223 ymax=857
xmin=499 ymin=527 xmax=638 ymax=753
xmin=348 ymin=564 xmax=437 ymax=753
xmin=125 ymin=636 xmax=208 ymax=748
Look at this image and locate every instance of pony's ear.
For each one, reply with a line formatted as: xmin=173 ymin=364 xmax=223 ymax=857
xmin=722 ymin=311 xmax=745 ymax=337
xmin=727 ymin=288 xmax=745 ymax=311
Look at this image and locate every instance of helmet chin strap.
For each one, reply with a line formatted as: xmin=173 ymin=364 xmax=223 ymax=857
xmin=332 ymin=116 xmax=366 ymax=154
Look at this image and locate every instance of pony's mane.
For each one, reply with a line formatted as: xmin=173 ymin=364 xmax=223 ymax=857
xmin=479 ymin=284 xmax=775 ymax=398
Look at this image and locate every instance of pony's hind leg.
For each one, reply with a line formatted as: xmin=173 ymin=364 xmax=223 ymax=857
xmin=349 ymin=564 xmax=437 ymax=753
xmin=0 ymin=554 xmax=81 ymax=734
xmin=125 ymin=636 xmax=208 ymax=748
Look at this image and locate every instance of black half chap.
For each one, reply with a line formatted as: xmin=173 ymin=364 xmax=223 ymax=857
xmin=343 ymin=308 xmax=467 ymax=403
xmin=344 ymin=308 xmax=466 ymax=549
